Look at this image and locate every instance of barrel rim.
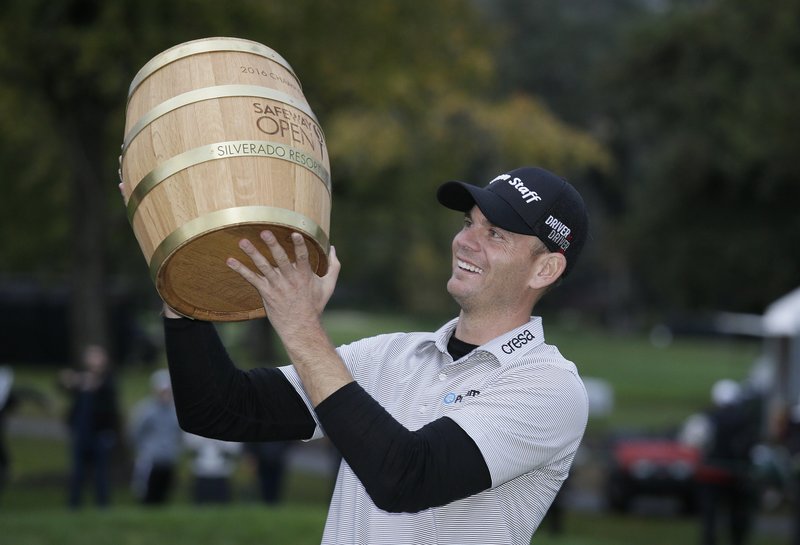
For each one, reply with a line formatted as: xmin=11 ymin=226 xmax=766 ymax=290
xmin=148 ymin=205 xmax=331 ymax=284
xmin=121 ymin=84 xmax=320 ymax=155
xmin=128 ymin=37 xmax=300 ymax=99
xmin=125 ymin=140 xmax=331 ymax=224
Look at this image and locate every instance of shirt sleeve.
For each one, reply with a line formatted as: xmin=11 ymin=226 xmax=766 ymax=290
xmin=163 ymin=317 xmax=316 ymax=441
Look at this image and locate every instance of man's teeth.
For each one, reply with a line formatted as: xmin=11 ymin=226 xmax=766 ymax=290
xmin=458 ymin=260 xmax=483 ymax=274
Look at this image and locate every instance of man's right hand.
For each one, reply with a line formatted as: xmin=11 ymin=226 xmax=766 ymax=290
xmin=163 ymin=303 xmax=183 ymax=319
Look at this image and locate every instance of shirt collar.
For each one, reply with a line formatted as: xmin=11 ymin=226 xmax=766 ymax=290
xmin=433 ymin=317 xmax=461 ymax=355
xmin=433 ymin=316 xmax=546 ymax=364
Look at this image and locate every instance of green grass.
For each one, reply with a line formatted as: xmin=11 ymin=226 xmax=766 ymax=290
xmin=0 ymin=502 xmax=780 ymax=545
xmin=546 ymin=324 xmax=760 ymax=430
xmin=0 ymin=504 xmax=327 ymax=545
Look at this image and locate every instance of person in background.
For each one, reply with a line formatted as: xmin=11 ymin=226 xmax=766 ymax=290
xmin=0 ymin=365 xmax=50 ymax=500
xmin=184 ymin=432 xmax=242 ymax=505
xmin=684 ymin=379 xmax=759 ymax=545
xmin=778 ymin=393 xmax=800 ymax=545
xmin=243 ymin=440 xmax=290 ymax=504
xmin=58 ymin=344 xmax=121 ymax=509
xmin=129 ymin=369 xmax=182 ymax=505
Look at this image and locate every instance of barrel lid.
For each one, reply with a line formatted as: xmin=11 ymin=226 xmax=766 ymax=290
xmin=128 ymin=37 xmax=301 ymax=99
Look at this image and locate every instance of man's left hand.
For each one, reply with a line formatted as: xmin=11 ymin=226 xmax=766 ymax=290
xmin=226 ymin=230 xmax=340 ymax=339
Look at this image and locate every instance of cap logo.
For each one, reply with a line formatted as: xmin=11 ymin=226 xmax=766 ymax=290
xmin=490 ymin=173 xmax=542 ymax=204
xmin=545 ymin=215 xmax=572 ymax=252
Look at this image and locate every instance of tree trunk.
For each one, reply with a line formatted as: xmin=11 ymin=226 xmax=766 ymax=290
xmin=64 ymin=107 xmax=109 ymax=363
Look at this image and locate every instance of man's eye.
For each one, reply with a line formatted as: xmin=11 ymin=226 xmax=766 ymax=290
xmin=489 ymin=229 xmax=502 ymax=239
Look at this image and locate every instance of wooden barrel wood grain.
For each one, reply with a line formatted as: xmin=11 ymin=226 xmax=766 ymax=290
xmin=119 ymin=37 xmax=330 ymax=321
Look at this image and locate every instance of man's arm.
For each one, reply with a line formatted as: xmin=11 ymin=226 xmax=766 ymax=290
xmin=226 ymin=231 xmax=350 ymax=407
xmin=162 ymin=313 xmax=316 ymax=442
xmin=226 ymin=232 xmax=492 ymax=512
xmin=316 ymin=382 xmax=492 ymax=512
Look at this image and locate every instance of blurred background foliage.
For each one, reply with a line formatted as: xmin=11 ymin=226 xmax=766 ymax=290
xmin=0 ymin=0 xmax=798 ymax=356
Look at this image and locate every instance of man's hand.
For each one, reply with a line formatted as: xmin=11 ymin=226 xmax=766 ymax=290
xmin=226 ymin=230 xmax=349 ymax=406
xmin=226 ymin=230 xmax=341 ymax=337
xmin=162 ymin=303 xmax=183 ymax=319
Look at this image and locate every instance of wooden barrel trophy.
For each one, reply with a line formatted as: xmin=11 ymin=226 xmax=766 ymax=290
xmin=119 ymin=37 xmax=331 ymax=321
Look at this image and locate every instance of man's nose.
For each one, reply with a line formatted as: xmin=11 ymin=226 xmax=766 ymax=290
xmin=455 ymin=227 xmax=478 ymax=252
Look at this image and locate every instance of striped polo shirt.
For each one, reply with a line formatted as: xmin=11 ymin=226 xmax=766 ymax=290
xmin=279 ymin=316 xmax=588 ymax=545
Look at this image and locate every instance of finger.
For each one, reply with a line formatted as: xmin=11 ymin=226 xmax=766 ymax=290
xmin=118 ymin=182 xmax=128 ymax=204
xmin=162 ymin=302 xmax=183 ymax=319
xmin=314 ymin=246 xmax=341 ymax=313
xmin=260 ymin=230 xmax=292 ymax=272
xmin=325 ymin=245 xmax=342 ymax=281
xmin=236 ymin=239 xmax=277 ymax=278
xmin=226 ymin=256 xmax=266 ymax=285
xmin=291 ymin=232 xmax=310 ymax=268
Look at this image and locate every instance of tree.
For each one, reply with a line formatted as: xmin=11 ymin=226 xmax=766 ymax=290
xmin=475 ymin=0 xmax=653 ymax=126
xmin=606 ymin=0 xmax=800 ymax=313
xmin=278 ymin=1 xmax=611 ymax=315
xmin=0 ymin=0 xmax=287 ymax=358
xmin=0 ymin=0 xmax=612 ymax=361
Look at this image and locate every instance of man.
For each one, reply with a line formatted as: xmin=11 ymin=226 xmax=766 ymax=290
xmin=183 ymin=432 xmax=242 ymax=504
xmin=58 ymin=344 xmax=121 ymax=509
xmin=163 ymin=166 xmax=589 ymax=544
xmin=690 ymin=380 xmax=759 ymax=545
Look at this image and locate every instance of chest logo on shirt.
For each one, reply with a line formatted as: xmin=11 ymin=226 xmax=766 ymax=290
xmin=443 ymin=389 xmax=480 ymax=405
xmin=501 ymin=329 xmax=535 ymax=354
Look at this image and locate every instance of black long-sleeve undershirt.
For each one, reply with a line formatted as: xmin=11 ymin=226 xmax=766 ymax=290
xmin=163 ymin=317 xmax=491 ymax=512
xmin=164 ymin=318 xmax=315 ymax=441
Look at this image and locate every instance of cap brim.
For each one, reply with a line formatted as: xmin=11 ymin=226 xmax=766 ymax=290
xmin=436 ymin=181 xmax=533 ymax=235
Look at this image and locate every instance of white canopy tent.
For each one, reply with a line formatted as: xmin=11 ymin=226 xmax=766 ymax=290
xmin=763 ymin=286 xmax=800 ymax=337
xmin=758 ymin=287 xmax=800 ymax=404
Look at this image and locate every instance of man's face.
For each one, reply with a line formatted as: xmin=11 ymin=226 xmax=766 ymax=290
xmin=446 ymin=206 xmax=542 ymax=314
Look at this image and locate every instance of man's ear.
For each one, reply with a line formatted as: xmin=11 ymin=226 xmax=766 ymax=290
xmin=529 ymin=252 xmax=567 ymax=290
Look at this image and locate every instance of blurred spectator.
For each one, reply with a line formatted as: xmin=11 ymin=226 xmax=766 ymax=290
xmin=0 ymin=365 xmax=50 ymax=499
xmin=685 ymin=379 xmax=759 ymax=545
xmin=782 ymin=395 xmax=800 ymax=545
xmin=129 ymin=369 xmax=182 ymax=505
xmin=184 ymin=432 xmax=241 ymax=504
xmin=542 ymin=475 xmax=569 ymax=536
xmin=244 ymin=441 xmax=290 ymax=504
xmin=58 ymin=344 xmax=121 ymax=509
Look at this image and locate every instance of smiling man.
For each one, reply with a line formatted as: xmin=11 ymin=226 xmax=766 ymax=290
xmin=162 ymin=166 xmax=590 ymax=545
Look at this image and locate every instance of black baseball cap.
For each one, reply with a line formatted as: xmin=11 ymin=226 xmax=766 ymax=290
xmin=437 ymin=166 xmax=588 ymax=276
